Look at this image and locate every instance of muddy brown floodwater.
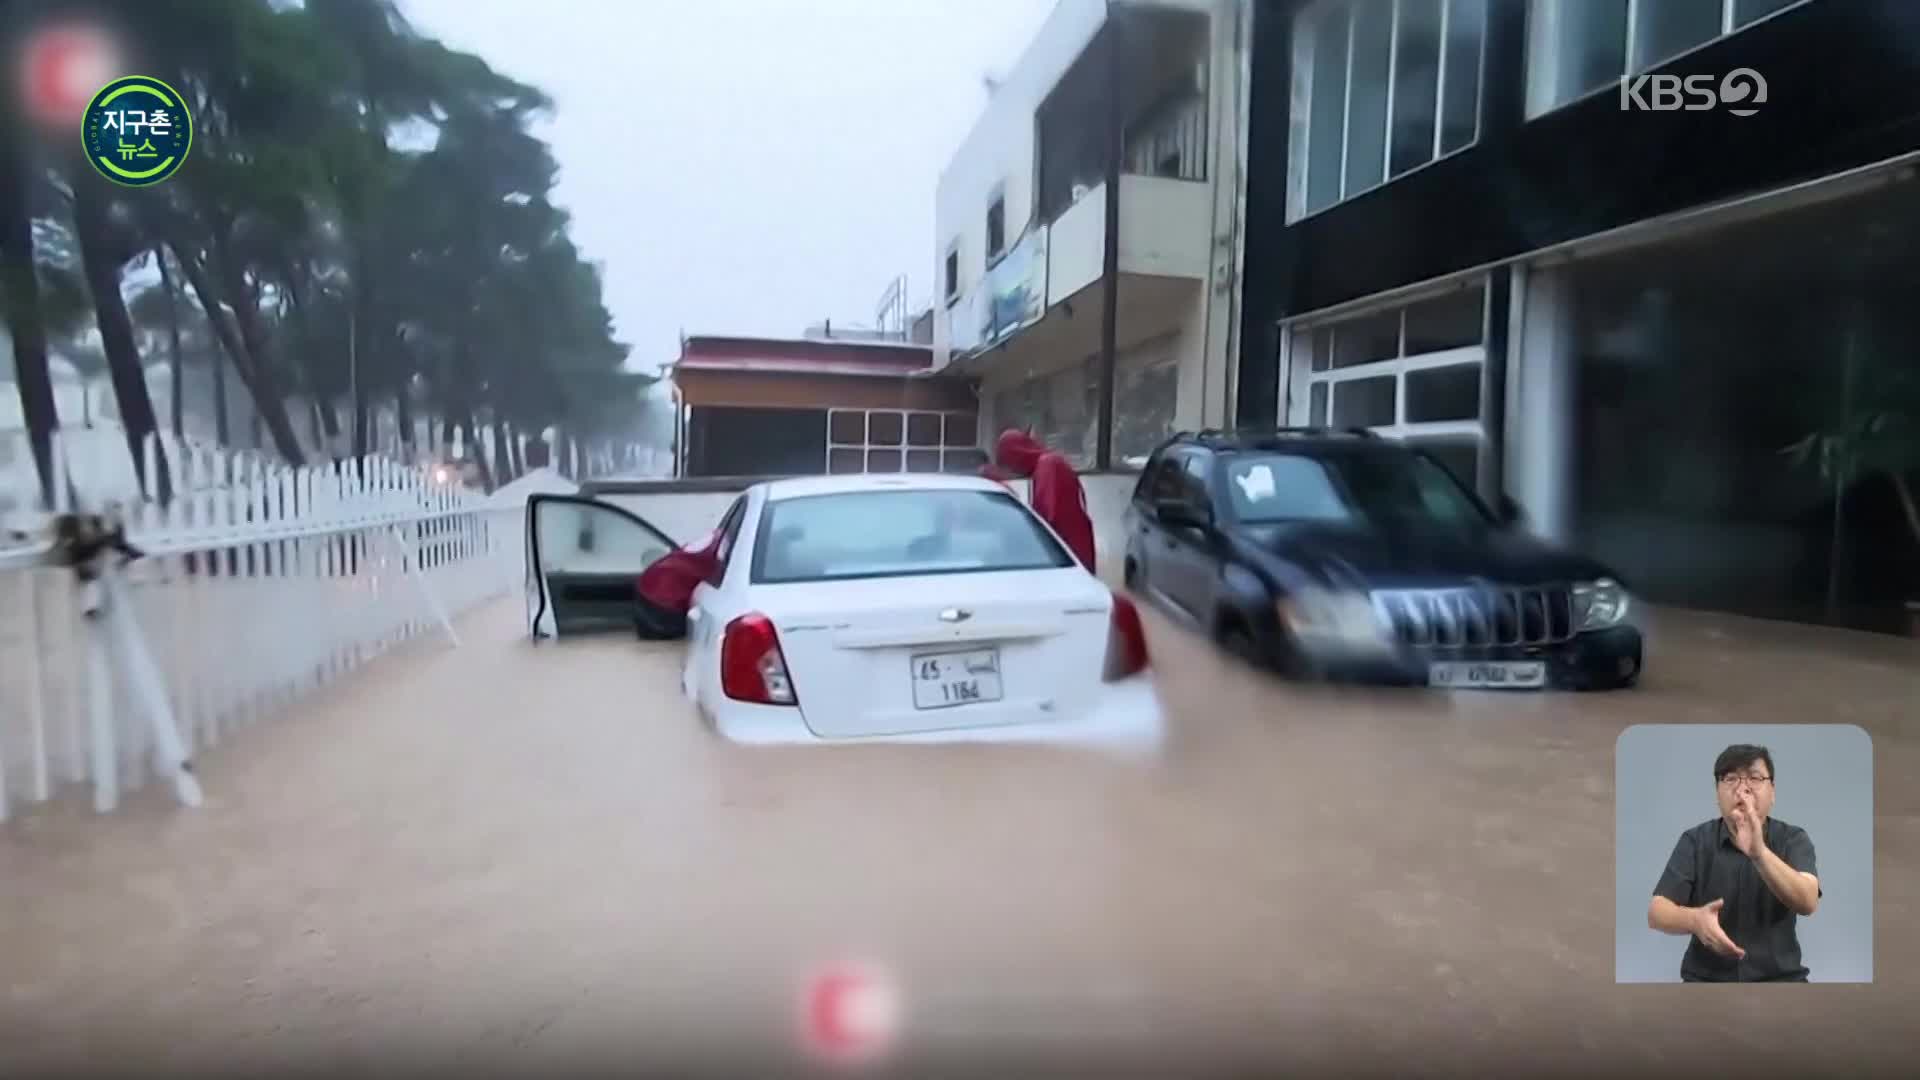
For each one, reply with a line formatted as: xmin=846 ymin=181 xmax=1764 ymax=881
xmin=1 ymin=600 xmax=1916 ymax=1077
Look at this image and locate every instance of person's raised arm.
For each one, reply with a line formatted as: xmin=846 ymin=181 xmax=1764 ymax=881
xmin=1649 ymin=896 xmax=1745 ymax=959
xmin=1647 ymin=895 xmax=1696 ymax=934
xmin=1647 ymin=828 xmax=1697 ymax=932
xmin=1647 ymin=830 xmax=1745 ymax=959
xmin=1734 ymin=803 xmax=1820 ymax=917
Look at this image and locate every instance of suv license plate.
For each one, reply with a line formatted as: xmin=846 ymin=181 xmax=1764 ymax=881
xmin=1429 ymin=661 xmax=1546 ymax=689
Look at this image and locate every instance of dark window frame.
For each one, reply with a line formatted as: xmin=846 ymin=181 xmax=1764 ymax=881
xmin=985 ymin=188 xmax=1008 ymax=264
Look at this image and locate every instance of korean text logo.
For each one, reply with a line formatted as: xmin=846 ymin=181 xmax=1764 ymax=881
xmin=1619 ymin=68 xmax=1767 ymax=117
xmin=81 ymin=74 xmax=193 ymax=186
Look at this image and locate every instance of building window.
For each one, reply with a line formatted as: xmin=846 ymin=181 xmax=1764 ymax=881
xmin=1288 ymin=0 xmax=1488 ymax=222
xmin=943 ymin=242 xmax=961 ymax=305
xmin=1126 ymin=88 xmax=1209 ymax=181
xmin=986 ymin=192 xmax=1006 ymax=262
xmin=827 ymin=409 xmax=985 ymax=475
xmin=1525 ymin=0 xmax=1810 ymax=118
xmin=1284 ymin=281 xmax=1490 ymax=487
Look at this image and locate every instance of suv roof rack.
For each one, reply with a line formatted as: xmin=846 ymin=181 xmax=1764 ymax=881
xmin=1186 ymin=426 xmax=1379 ymax=446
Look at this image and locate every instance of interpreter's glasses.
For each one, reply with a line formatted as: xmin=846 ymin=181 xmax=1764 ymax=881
xmin=1718 ymin=774 xmax=1772 ymax=789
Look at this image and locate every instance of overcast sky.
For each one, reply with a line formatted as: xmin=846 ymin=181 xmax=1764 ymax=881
xmin=400 ymin=0 xmax=1054 ymax=374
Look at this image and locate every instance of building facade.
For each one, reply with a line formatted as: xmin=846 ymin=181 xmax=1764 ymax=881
xmin=932 ymin=0 xmax=1251 ymax=466
xmin=1236 ymin=0 xmax=1920 ymax=633
xmin=671 ymin=333 xmax=982 ymax=479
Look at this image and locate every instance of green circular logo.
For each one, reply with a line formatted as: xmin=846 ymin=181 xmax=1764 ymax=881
xmin=80 ymin=75 xmax=193 ymax=187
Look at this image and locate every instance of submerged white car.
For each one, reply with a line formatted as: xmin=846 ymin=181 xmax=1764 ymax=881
xmin=525 ymin=474 xmax=1161 ymax=749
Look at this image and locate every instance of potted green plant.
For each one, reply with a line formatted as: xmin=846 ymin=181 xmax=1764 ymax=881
xmin=1784 ymin=350 xmax=1920 ymax=635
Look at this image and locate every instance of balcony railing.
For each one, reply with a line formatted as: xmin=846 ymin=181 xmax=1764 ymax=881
xmin=1038 ymin=86 xmax=1209 ymax=224
xmin=1125 ymin=89 xmax=1208 ymax=182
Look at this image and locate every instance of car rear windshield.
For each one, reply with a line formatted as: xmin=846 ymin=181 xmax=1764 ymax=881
xmin=1226 ymin=451 xmax=1489 ymax=528
xmin=751 ymin=489 xmax=1075 ymax=584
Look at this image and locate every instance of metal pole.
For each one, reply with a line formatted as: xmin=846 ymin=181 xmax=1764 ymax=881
xmin=1096 ymin=11 xmax=1124 ymax=472
xmin=347 ymin=307 xmax=358 ymax=458
xmin=389 ymin=526 xmax=461 ymax=648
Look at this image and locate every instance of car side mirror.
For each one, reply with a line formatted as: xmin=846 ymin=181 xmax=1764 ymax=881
xmin=1495 ymin=494 xmax=1526 ymax=528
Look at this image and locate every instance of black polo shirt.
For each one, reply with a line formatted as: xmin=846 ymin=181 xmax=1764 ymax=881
xmin=1653 ymin=816 xmax=1820 ymax=982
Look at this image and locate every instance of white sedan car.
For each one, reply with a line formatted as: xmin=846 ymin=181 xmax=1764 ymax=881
xmin=524 ymin=474 xmax=1161 ymax=750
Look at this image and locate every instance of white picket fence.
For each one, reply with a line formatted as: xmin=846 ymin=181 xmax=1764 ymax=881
xmin=1 ymin=426 xmax=259 ymax=525
xmin=0 ymin=431 xmax=525 ymax=822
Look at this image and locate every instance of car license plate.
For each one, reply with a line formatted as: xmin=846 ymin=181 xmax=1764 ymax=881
xmin=911 ymin=648 xmax=1005 ymax=710
xmin=1429 ymin=661 xmax=1546 ymax=689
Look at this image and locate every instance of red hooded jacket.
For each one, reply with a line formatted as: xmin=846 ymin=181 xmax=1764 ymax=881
xmin=636 ymin=526 xmax=723 ymax=614
xmin=983 ymin=429 xmax=1097 ymax=573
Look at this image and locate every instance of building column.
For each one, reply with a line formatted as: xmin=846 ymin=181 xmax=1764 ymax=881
xmin=1231 ymin=0 xmax=1292 ymax=430
xmin=1183 ymin=0 xmax=1250 ymax=432
xmin=1506 ymin=262 xmax=1577 ymax=544
xmin=1477 ymin=266 xmax=1512 ymax=500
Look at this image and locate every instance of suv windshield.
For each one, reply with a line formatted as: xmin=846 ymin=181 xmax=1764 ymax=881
xmin=1224 ymin=451 xmax=1489 ymax=529
xmin=752 ymin=489 xmax=1074 ymax=584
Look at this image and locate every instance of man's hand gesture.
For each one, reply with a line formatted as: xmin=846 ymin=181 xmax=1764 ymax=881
xmin=1691 ymin=898 xmax=1744 ymax=960
xmin=1729 ymin=795 xmax=1765 ymax=858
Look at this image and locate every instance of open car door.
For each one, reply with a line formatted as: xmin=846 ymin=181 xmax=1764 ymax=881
xmin=525 ymin=493 xmax=678 ymax=639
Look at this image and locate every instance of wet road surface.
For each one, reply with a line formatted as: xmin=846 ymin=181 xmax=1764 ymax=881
xmin=2 ymin=599 xmax=1916 ymax=1076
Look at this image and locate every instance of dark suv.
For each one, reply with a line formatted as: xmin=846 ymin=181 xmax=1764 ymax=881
xmin=1122 ymin=429 xmax=1642 ymax=691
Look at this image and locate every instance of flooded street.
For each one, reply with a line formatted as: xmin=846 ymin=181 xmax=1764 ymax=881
xmin=2 ymin=599 xmax=1916 ymax=1076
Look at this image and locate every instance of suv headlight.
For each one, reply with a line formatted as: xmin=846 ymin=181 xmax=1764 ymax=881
xmin=1278 ymin=587 xmax=1386 ymax=652
xmin=1572 ymin=578 xmax=1631 ymax=630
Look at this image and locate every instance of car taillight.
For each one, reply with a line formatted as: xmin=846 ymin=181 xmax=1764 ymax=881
xmin=1104 ymin=592 xmax=1149 ymax=680
xmin=720 ymin=612 xmax=797 ymax=705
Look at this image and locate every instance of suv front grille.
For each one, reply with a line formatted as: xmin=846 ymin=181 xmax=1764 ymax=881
xmin=1370 ymin=587 xmax=1575 ymax=649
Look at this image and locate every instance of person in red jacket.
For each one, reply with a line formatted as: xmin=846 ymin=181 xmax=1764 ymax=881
xmin=982 ymin=428 xmax=1097 ymax=573
xmin=633 ymin=526 xmax=723 ymax=639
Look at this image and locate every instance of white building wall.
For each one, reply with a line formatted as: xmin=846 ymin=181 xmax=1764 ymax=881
xmin=1045 ymin=181 xmax=1108 ymax=305
xmin=933 ymin=0 xmax=1108 ymax=367
xmin=1506 ymin=264 xmax=1577 ymax=545
xmin=934 ymin=0 xmax=1251 ymax=450
xmin=1045 ymin=176 xmax=1214 ymax=304
xmin=1196 ymin=0 xmax=1253 ymax=430
xmin=1176 ymin=0 xmax=1251 ymax=432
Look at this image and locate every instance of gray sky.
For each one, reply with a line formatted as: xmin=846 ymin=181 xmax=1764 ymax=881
xmin=401 ymin=0 xmax=1053 ymax=374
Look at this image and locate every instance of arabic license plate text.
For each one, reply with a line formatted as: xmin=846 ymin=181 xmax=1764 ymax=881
xmin=911 ymin=648 xmax=1005 ymax=710
xmin=1429 ymin=661 xmax=1546 ymax=689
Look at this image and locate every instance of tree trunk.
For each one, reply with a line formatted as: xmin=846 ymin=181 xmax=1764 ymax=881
xmin=167 ymin=243 xmax=249 ymax=447
xmin=1892 ymin=473 xmax=1920 ymax=552
xmin=395 ymin=378 xmax=413 ymax=459
xmin=497 ymin=419 xmax=513 ymax=480
xmin=211 ymin=321 xmax=230 ymax=445
xmin=350 ymin=260 xmax=374 ymax=457
xmin=200 ymin=227 xmax=306 ymax=463
xmin=317 ymin=395 xmax=342 ymax=447
xmin=72 ymin=179 xmax=172 ymax=502
xmin=460 ymin=412 xmax=495 ymax=492
xmin=156 ymin=245 xmax=186 ymax=439
xmin=500 ymin=418 xmax=522 ymax=479
xmin=216 ymin=290 xmax=302 ymax=461
xmin=1 ymin=138 xmax=59 ymax=507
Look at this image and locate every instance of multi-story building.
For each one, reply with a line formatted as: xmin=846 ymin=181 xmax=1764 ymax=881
xmin=932 ymin=0 xmax=1252 ymax=466
xmin=669 ymin=330 xmax=981 ymax=479
xmin=1234 ymin=0 xmax=1920 ymax=634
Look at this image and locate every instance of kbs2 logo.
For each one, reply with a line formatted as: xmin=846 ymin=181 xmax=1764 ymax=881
xmin=1619 ymin=68 xmax=1767 ymax=116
